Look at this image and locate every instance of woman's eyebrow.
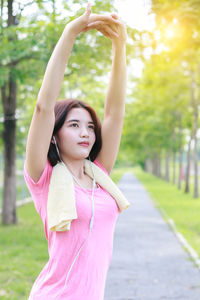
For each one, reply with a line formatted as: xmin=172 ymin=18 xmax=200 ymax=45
xmin=67 ymin=119 xmax=94 ymax=124
xmin=67 ymin=119 xmax=79 ymax=123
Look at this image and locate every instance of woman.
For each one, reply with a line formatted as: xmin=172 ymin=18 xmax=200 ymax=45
xmin=24 ymin=2 xmax=127 ymax=299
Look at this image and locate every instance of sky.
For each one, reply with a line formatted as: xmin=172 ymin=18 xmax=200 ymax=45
xmin=114 ymin=0 xmax=155 ymax=88
xmin=114 ymin=0 xmax=154 ymax=31
xmin=20 ymin=0 xmax=154 ymax=31
xmin=20 ymin=0 xmax=155 ymax=82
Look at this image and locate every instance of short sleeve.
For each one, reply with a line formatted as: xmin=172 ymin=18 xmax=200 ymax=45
xmin=24 ymin=160 xmax=53 ymax=214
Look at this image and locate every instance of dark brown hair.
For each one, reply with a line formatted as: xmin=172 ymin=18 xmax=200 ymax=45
xmin=48 ymin=99 xmax=102 ymax=166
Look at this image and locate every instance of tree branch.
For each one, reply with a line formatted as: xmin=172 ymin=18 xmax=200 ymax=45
xmin=0 ymin=53 xmax=41 ymax=67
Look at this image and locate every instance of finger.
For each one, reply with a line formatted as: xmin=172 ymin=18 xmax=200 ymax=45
xmin=83 ymin=24 xmax=118 ymax=40
xmin=103 ymin=24 xmax=119 ymax=38
xmin=87 ymin=20 xmax=119 ymax=31
xmin=86 ymin=21 xmax=103 ymax=29
xmin=93 ymin=22 xmax=119 ymax=38
xmin=104 ymin=15 xmax=121 ymax=24
xmin=109 ymin=22 xmax=118 ymax=34
xmin=99 ymin=29 xmax=112 ymax=39
xmin=86 ymin=21 xmax=119 ymax=37
xmin=90 ymin=14 xmax=121 ymax=25
xmin=84 ymin=2 xmax=92 ymax=17
xmin=110 ymin=13 xmax=119 ymax=19
xmin=81 ymin=21 xmax=98 ymax=33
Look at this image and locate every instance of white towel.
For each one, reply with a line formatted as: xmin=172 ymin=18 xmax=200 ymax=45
xmin=47 ymin=159 xmax=130 ymax=231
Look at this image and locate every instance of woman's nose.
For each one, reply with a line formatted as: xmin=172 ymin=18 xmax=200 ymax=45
xmin=80 ymin=126 xmax=89 ymax=137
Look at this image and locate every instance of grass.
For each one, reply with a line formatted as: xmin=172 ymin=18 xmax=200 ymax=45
xmin=133 ymin=166 xmax=200 ymax=259
xmin=0 ymin=203 xmax=48 ymax=299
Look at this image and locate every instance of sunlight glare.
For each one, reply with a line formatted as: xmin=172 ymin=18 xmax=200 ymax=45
xmin=154 ymin=30 xmax=160 ymax=41
xmin=115 ymin=0 xmax=155 ymax=30
xmin=165 ymin=28 xmax=175 ymax=39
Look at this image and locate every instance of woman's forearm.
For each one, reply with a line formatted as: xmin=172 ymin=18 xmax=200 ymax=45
xmin=37 ymin=25 xmax=76 ymax=110
xmin=104 ymin=42 xmax=127 ymax=118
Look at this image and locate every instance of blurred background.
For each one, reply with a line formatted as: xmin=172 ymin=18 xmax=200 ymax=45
xmin=1 ymin=0 xmax=200 ymax=212
xmin=1 ymin=1 xmax=200 ymax=298
xmin=0 ymin=0 xmax=200 ymax=216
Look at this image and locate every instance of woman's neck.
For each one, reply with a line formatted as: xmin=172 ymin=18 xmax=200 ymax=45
xmin=61 ymin=157 xmax=86 ymax=180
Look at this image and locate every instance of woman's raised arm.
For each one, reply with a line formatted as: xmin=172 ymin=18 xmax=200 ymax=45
xmin=96 ymin=15 xmax=127 ymax=174
xmin=25 ymin=3 xmax=120 ymax=182
xmin=25 ymin=4 xmax=94 ymax=182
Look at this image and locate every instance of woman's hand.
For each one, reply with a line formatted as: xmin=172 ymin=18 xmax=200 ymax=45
xmin=82 ymin=12 xmax=121 ymax=39
xmin=109 ymin=13 xmax=127 ymax=46
xmin=66 ymin=2 xmax=92 ymax=38
xmin=66 ymin=2 xmax=120 ymax=40
xmin=84 ymin=12 xmax=127 ymax=46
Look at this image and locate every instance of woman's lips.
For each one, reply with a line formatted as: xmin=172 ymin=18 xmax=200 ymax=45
xmin=78 ymin=142 xmax=89 ymax=147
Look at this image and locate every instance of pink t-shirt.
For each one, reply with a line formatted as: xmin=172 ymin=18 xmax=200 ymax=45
xmin=24 ymin=159 xmax=119 ymax=300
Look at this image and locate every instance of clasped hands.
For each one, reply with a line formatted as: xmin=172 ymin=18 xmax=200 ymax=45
xmin=66 ymin=2 xmax=127 ymax=45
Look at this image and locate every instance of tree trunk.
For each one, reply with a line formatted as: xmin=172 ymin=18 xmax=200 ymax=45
xmin=150 ymin=158 xmax=153 ymax=175
xmin=1 ymin=0 xmax=17 ymax=224
xmin=184 ymin=134 xmax=192 ymax=194
xmin=165 ymin=153 xmax=170 ymax=182
xmin=152 ymin=156 xmax=157 ymax=176
xmin=178 ymin=117 xmax=183 ymax=190
xmin=152 ymin=154 xmax=160 ymax=177
xmin=1 ymin=76 xmax=17 ymax=224
xmin=157 ymin=155 xmax=161 ymax=177
xmin=144 ymin=158 xmax=151 ymax=172
xmin=193 ymin=119 xmax=198 ymax=198
xmin=190 ymin=70 xmax=199 ymax=198
xmin=172 ymin=151 xmax=176 ymax=185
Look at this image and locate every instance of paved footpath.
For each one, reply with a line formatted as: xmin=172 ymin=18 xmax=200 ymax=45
xmin=104 ymin=173 xmax=200 ymax=300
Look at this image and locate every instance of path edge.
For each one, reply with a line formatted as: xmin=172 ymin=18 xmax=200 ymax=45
xmin=157 ymin=204 xmax=200 ymax=271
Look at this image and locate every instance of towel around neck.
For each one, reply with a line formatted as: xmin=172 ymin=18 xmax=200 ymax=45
xmin=47 ymin=159 xmax=130 ymax=231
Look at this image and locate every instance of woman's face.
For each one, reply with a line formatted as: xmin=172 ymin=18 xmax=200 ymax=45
xmin=56 ymin=107 xmax=96 ymax=161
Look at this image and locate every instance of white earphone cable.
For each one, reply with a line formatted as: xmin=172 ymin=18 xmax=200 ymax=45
xmin=53 ymin=136 xmax=96 ymax=299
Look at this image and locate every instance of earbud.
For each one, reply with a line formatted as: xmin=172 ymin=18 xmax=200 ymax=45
xmin=52 ymin=136 xmax=62 ymax=161
xmin=52 ymin=135 xmax=56 ymax=144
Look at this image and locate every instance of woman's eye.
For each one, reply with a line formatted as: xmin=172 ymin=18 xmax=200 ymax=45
xmin=71 ymin=123 xmax=78 ymax=127
xmin=89 ymin=125 xmax=95 ymax=130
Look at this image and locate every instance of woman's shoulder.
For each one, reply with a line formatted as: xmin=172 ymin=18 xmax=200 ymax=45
xmin=93 ymin=159 xmax=109 ymax=175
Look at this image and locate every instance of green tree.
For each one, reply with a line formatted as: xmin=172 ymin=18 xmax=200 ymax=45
xmin=0 ymin=0 xmax=117 ymax=224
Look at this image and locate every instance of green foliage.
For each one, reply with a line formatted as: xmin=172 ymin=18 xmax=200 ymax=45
xmin=0 ymin=0 xmax=119 ymax=156
xmin=120 ymin=0 xmax=200 ymax=167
